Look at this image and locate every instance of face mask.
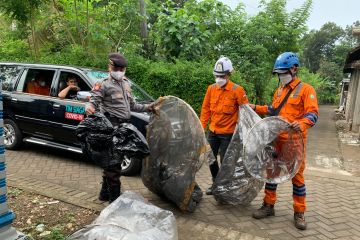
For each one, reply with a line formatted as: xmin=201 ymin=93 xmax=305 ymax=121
xmin=110 ymin=71 xmax=125 ymax=81
xmin=39 ymin=80 xmax=46 ymax=87
xmin=215 ymin=77 xmax=227 ymax=87
xmin=278 ymin=74 xmax=293 ymax=85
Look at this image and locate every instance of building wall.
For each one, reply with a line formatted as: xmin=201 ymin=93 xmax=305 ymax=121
xmin=345 ymin=70 xmax=360 ymax=132
xmin=352 ymin=70 xmax=360 ymax=132
xmin=345 ymin=70 xmax=358 ymax=121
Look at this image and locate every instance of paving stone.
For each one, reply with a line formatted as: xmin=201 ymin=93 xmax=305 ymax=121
xmin=5 ymin=105 xmax=360 ymax=240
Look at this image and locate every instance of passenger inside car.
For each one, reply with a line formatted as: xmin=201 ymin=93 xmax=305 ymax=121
xmin=25 ymin=73 xmax=50 ymax=96
xmin=58 ymin=75 xmax=81 ymax=99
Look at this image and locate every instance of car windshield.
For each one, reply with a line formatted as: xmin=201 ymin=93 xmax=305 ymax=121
xmin=84 ymin=70 xmax=154 ymax=103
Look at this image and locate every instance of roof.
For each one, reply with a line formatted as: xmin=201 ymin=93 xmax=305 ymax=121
xmin=0 ymin=62 xmax=97 ymax=72
xmin=344 ymin=45 xmax=360 ymax=73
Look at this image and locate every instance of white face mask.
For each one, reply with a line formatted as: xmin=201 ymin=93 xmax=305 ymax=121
xmin=278 ymin=74 xmax=293 ymax=85
xmin=38 ymin=80 xmax=46 ymax=87
xmin=110 ymin=71 xmax=125 ymax=81
xmin=215 ymin=77 xmax=227 ymax=87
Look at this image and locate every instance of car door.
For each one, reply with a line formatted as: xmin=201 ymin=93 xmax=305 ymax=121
xmin=49 ymin=70 xmax=91 ymax=146
xmin=10 ymin=67 xmax=58 ymax=140
xmin=0 ymin=64 xmax=24 ymax=120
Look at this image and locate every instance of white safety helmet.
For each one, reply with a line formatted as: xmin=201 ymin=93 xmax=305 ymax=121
xmin=213 ymin=56 xmax=233 ymax=76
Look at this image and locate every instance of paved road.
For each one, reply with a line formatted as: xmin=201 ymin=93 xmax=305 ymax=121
xmin=6 ymin=105 xmax=360 ymax=239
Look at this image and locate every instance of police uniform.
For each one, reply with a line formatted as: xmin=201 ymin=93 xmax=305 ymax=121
xmin=86 ymin=53 xmax=150 ymax=202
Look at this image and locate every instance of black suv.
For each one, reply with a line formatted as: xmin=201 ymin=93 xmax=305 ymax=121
xmin=0 ymin=62 xmax=153 ymax=175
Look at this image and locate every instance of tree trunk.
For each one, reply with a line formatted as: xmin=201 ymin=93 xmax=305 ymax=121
xmin=139 ymin=0 xmax=148 ymax=53
xmin=74 ymin=0 xmax=85 ymax=47
xmin=52 ymin=0 xmax=77 ymax=45
xmin=29 ymin=9 xmax=39 ymax=60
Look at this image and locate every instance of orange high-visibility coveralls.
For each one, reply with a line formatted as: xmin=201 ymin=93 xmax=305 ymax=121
xmin=26 ymin=81 xmax=50 ymax=96
xmin=200 ymin=81 xmax=249 ymax=134
xmin=255 ymin=77 xmax=319 ymax=213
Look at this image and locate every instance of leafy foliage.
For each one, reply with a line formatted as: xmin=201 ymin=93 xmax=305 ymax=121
xmin=302 ymin=22 xmax=345 ymax=72
xmin=150 ymin=0 xmax=231 ymax=60
xmin=0 ymin=0 xmax=351 ymax=106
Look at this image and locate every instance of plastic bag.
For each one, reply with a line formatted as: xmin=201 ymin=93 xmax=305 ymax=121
xmin=76 ymin=113 xmax=117 ymax=167
xmin=243 ymin=115 xmax=304 ymax=184
xmin=113 ymin=123 xmax=150 ymax=159
xmin=76 ymin=113 xmax=150 ymax=168
xmin=212 ymin=105 xmax=264 ymax=205
xmin=142 ymin=96 xmax=210 ymax=212
xmin=68 ymin=191 xmax=178 ymax=240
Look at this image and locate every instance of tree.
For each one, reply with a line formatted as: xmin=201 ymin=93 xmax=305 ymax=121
xmin=302 ymin=22 xmax=344 ymax=72
xmin=219 ymin=0 xmax=312 ymax=103
xmin=0 ymin=0 xmax=47 ymax=58
xmin=150 ymin=0 xmax=231 ymax=60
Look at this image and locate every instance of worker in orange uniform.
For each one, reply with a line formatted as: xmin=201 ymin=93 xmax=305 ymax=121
xmin=200 ymin=56 xmax=249 ymax=195
xmin=250 ymin=52 xmax=319 ymax=230
xmin=26 ymin=74 xmax=50 ymax=96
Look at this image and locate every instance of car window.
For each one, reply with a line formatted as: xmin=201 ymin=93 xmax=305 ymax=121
xmin=57 ymin=71 xmax=91 ymax=100
xmin=84 ymin=70 xmax=153 ymax=103
xmin=85 ymin=70 xmax=108 ymax=84
xmin=22 ymin=69 xmax=55 ymax=96
xmin=0 ymin=65 xmax=23 ymax=91
xmin=127 ymin=81 xmax=154 ymax=103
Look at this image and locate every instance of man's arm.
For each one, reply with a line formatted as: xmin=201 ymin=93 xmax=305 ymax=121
xmin=297 ymin=86 xmax=319 ymax=132
xmin=86 ymin=81 xmax=104 ymax=115
xmin=236 ymin=86 xmax=249 ymax=105
xmin=251 ymin=88 xmax=280 ymax=116
xmin=127 ymin=89 xmax=149 ymax=112
xmin=200 ymin=86 xmax=212 ymax=130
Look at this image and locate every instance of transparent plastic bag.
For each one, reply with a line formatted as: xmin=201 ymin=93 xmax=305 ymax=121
xmin=69 ymin=191 xmax=178 ymax=240
xmin=243 ymin=110 xmax=304 ymax=184
xmin=142 ymin=96 xmax=211 ymax=212
xmin=212 ymin=105 xmax=264 ymax=205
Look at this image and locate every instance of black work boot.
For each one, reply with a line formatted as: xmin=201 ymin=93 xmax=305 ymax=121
xmin=252 ymin=203 xmax=275 ymax=219
xmin=108 ymin=183 xmax=121 ymax=203
xmin=98 ymin=177 xmax=109 ymax=201
xmin=294 ymin=212 xmax=307 ymax=230
xmin=206 ymin=178 xmax=215 ymax=195
xmin=206 ymin=186 xmax=214 ymax=195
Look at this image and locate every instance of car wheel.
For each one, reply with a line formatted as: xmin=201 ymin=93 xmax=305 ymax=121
xmin=4 ymin=119 xmax=23 ymax=150
xmin=121 ymin=155 xmax=142 ymax=176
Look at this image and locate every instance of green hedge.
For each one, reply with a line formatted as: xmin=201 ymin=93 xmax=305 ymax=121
xmin=126 ymin=55 xmax=256 ymax=113
xmin=0 ymin=42 xmax=333 ymax=111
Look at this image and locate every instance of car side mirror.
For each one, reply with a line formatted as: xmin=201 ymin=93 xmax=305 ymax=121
xmin=77 ymin=91 xmax=91 ymax=102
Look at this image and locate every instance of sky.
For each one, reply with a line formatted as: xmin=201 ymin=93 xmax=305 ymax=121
xmin=220 ymin=0 xmax=360 ymax=30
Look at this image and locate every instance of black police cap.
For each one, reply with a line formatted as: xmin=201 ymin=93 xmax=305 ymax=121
xmin=108 ymin=53 xmax=128 ymax=68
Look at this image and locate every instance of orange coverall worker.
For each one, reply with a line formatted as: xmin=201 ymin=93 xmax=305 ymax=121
xmin=26 ymin=81 xmax=50 ymax=96
xmin=254 ymin=77 xmax=319 ymax=213
xmin=200 ymin=80 xmax=248 ymax=179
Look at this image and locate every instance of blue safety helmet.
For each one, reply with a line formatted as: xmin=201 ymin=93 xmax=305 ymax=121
xmin=273 ymin=52 xmax=300 ymax=74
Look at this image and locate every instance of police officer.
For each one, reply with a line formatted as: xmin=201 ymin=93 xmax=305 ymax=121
xmin=200 ymin=56 xmax=249 ymax=195
xmin=86 ymin=52 xmax=155 ymax=203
